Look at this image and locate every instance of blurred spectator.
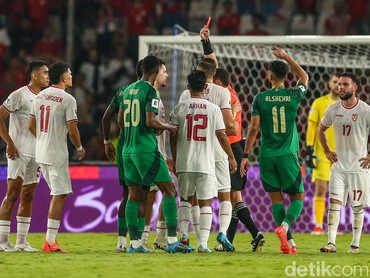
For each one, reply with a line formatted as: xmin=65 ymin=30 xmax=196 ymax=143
xmin=324 ymin=0 xmax=351 ymax=35
xmin=102 ymin=46 xmax=135 ymax=94
xmin=79 ymin=48 xmax=105 ymax=102
xmin=96 ymin=0 xmax=118 ymax=57
xmin=121 ymin=0 xmax=156 ymax=62
xmin=217 ymin=0 xmax=241 ymax=35
xmin=349 ymin=0 xmax=368 ymax=35
xmin=244 ymin=13 xmax=271 ymax=36
xmin=156 ymin=0 xmax=187 ymax=34
xmin=32 ymin=25 xmax=65 ymax=63
xmin=236 ymin=0 xmax=256 ymax=15
xmin=0 ymin=15 xmax=10 ymax=56
xmin=259 ymin=0 xmax=280 ymax=19
xmin=9 ymin=18 xmax=39 ymax=55
xmin=26 ymin=0 xmax=53 ymax=36
xmin=287 ymin=0 xmax=319 ymax=34
xmin=288 ymin=11 xmax=315 ymax=35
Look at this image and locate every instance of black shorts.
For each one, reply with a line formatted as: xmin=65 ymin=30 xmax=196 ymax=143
xmin=230 ymin=141 xmax=246 ymax=191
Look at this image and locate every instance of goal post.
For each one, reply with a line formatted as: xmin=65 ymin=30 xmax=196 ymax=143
xmin=139 ymin=35 xmax=370 ymax=164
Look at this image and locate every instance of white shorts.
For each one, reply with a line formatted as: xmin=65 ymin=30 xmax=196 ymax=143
xmin=178 ymin=172 xmax=217 ymax=200
xmin=7 ymin=155 xmax=40 ymax=185
xmin=40 ymin=163 xmax=73 ymax=196
xmin=329 ymin=168 xmax=370 ymax=208
xmin=215 ymin=160 xmax=231 ymax=192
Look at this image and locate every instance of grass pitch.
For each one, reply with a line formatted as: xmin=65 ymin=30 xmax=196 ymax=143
xmin=1 ymin=232 xmax=369 ymax=278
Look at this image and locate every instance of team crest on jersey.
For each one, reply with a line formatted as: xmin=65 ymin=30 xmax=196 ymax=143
xmin=352 ymin=113 xmax=358 ymax=121
xmin=152 ymin=99 xmax=159 ymax=108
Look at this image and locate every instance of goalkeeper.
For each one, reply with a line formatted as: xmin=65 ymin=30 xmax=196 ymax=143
xmin=305 ymin=73 xmax=340 ymax=235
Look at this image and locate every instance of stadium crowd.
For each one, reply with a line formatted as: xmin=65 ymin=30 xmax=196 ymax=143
xmin=0 ymin=0 xmax=369 ymax=161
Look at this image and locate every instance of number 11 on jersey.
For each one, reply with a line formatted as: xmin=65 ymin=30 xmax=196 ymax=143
xmin=272 ymin=106 xmax=286 ymax=133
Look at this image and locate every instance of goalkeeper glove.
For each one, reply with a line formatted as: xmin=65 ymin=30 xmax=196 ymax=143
xmin=305 ymin=146 xmax=316 ymax=168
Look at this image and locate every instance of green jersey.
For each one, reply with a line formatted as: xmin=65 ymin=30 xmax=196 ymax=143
xmin=121 ymin=80 xmax=160 ymax=154
xmin=110 ymin=85 xmax=127 ymax=146
xmin=251 ymin=83 xmax=306 ymax=157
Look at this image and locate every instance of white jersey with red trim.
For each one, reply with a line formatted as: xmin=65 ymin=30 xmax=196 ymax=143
xmin=179 ymin=83 xmax=231 ymax=161
xmin=30 ymin=86 xmax=78 ymax=167
xmin=170 ymin=97 xmax=225 ymax=175
xmin=156 ymin=99 xmax=166 ymax=157
xmin=321 ymin=99 xmax=370 ymax=173
xmin=2 ymin=86 xmax=38 ymax=157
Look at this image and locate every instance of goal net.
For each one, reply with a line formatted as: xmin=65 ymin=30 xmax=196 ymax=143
xmin=139 ymin=35 xmax=370 ymax=233
xmin=139 ymin=35 xmax=370 ymax=165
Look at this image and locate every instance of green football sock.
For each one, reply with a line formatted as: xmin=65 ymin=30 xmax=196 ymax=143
xmin=272 ymin=203 xmax=293 ymax=240
xmin=118 ymin=217 xmax=127 ymax=237
xmin=162 ymin=197 xmax=178 ymax=237
xmin=137 ymin=217 xmax=146 ymax=238
xmin=126 ymin=200 xmax=139 ymax=240
xmin=284 ymin=199 xmax=304 ymax=227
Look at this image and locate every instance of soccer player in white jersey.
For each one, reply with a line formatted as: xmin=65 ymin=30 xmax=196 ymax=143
xmin=29 ymin=62 xmax=85 ymax=253
xmin=319 ymin=72 xmax=370 ymax=254
xmin=0 ymin=60 xmax=49 ymax=252
xmin=178 ymin=58 xmax=237 ymax=251
xmin=170 ymin=70 xmax=237 ymax=252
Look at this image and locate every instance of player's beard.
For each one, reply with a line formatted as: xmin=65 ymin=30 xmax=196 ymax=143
xmin=339 ymin=91 xmax=353 ymax=101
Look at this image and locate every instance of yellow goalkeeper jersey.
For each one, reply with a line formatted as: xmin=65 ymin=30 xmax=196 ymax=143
xmin=307 ymin=93 xmax=337 ymax=162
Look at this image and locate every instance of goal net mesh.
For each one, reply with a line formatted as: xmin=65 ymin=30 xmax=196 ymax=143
xmin=142 ymin=36 xmax=370 ymax=233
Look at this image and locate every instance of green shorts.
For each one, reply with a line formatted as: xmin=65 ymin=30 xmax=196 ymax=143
xmin=123 ymin=151 xmax=172 ymax=187
xmin=116 ymin=138 xmax=126 ymax=186
xmin=258 ymin=152 xmax=304 ymax=195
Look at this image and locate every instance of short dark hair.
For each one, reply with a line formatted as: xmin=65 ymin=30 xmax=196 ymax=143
xmin=142 ymin=55 xmax=160 ymax=75
xmin=26 ymin=60 xmax=48 ymax=80
xmin=136 ymin=59 xmax=143 ymax=79
xmin=331 ymin=72 xmax=341 ymax=79
xmin=159 ymin=58 xmax=166 ymax=66
xmin=341 ymin=72 xmax=360 ymax=87
xmin=269 ymin=60 xmax=289 ymax=80
xmin=188 ymin=70 xmax=207 ymax=92
xmin=197 ymin=58 xmax=217 ymax=79
xmin=49 ymin=62 xmax=69 ymax=85
xmin=213 ymin=68 xmax=230 ymax=86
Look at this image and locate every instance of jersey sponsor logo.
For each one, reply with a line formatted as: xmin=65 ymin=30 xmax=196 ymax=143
xmin=152 ymin=99 xmax=159 ymax=108
xmin=352 ymin=113 xmax=358 ymax=121
xmin=335 ymin=114 xmax=343 ymax=117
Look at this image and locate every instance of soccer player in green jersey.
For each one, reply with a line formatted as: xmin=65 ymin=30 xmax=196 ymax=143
xmin=102 ymin=60 xmax=144 ymax=253
xmin=118 ymin=55 xmax=194 ymax=253
xmin=240 ymin=46 xmax=309 ymax=254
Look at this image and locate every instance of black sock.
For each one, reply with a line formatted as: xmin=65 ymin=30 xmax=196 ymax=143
xmin=234 ymin=202 xmax=259 ymax=238
xmin=226 ymin=209 xmax=239 ymax=243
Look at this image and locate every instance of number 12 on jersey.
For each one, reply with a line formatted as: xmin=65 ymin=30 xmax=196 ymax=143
xmin=185 ymin=114 xmax=207 ymax=141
